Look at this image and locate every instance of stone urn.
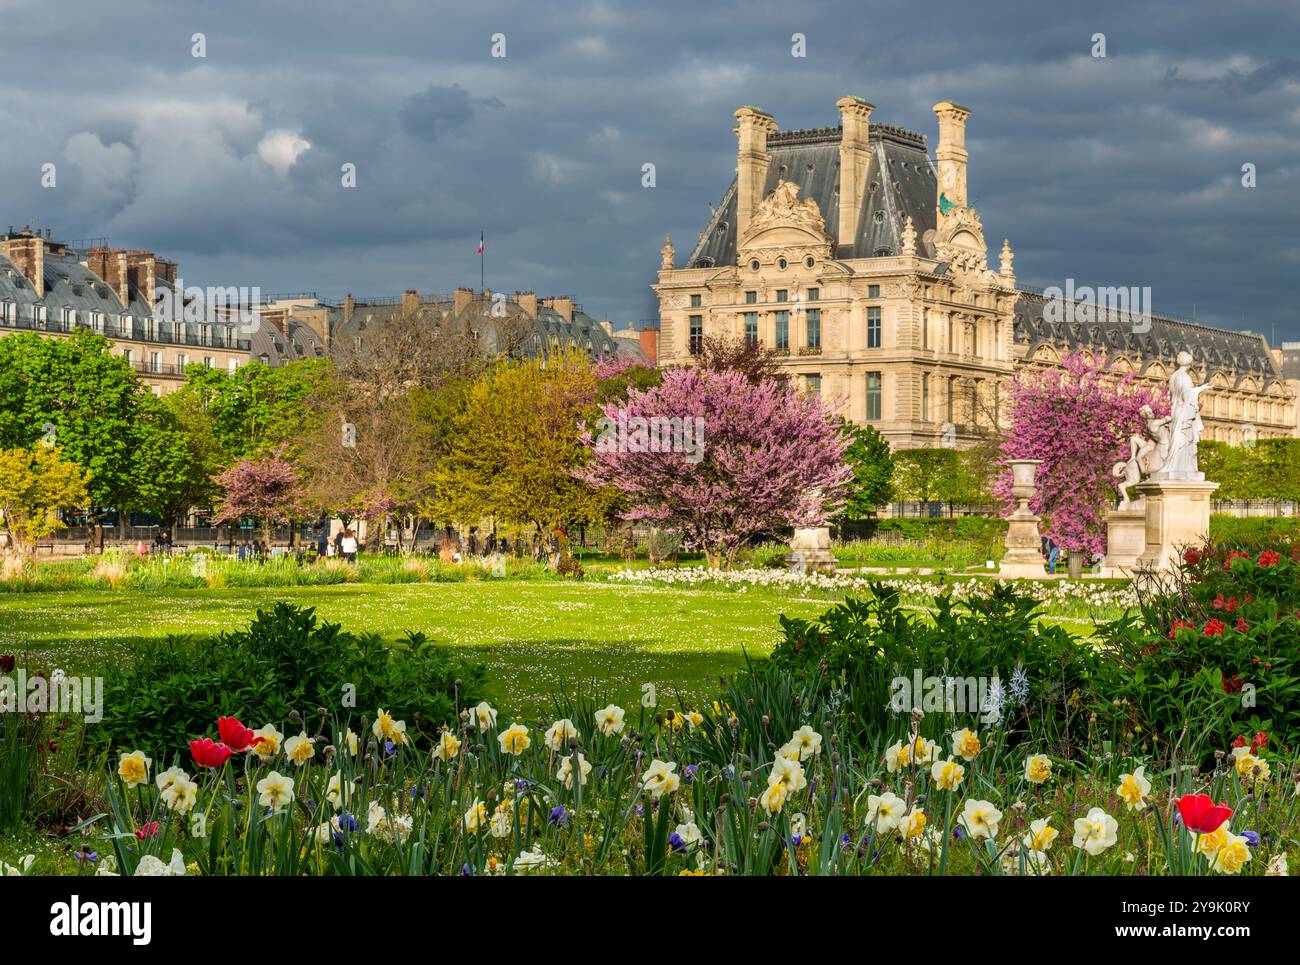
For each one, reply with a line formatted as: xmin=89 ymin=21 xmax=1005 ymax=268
xmin=999 ymin=460 xmax=1046 ymax=578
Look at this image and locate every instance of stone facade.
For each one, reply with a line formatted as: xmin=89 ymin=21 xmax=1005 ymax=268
xmin=655 ymin=99 xmax=1296 ymax=449
xmin=0 ymin=227 xmax=255 ymax=394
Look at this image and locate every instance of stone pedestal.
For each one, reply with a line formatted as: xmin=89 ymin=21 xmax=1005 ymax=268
xmin=1133 ymin=479 xmax=1219 ymax=574
xmin=1101 ymin=508 xmax=1147 ymax=577
xmin=788 ymin=527 xmax=837 ymax=574
xmin=999 ymin=459 xmax=1046 ymax=579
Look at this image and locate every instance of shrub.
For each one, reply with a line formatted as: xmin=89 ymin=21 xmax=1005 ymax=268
xmin=764 ymin=582 xmax=1099 ymax=751
xmin=1094 ymin=542 xmax=1300 ymax=755
xmin=90 ymin=603 xmax=487 ymax=754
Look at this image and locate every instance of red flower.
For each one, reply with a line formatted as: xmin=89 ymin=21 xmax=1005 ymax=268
xmin=217 ymin=716 xmax=263 ymax=753
xmin=1168 ymin=618 xmax=1196 ymax=639
xmin=1176 ymin=794 xmax=1233 ymax=835
xmin=1222 ymin=674 xmax=1244 ymax=694
xmin=1203 ymin=618 xmax=1227 ymax=637
xmin=1183 ymin=547 xmax=1203 ymax=566
xmin=0 ymin=654 xmax=15 ymax=674
xmin=1224 ymin=596 xmax=1240 ymax=613
xmin=1251 ymin=731 xmax=1269 ymax=752
xmin=190 ymin=737 xmax=234 ymax=769
xmin=1235 ymin=617 xmax=1249 ymax=633
xmin=1211 ymin=593 xmax=1226 ymax=610
xmin=1259 ymin=549 xmax=1282 ymax=567
xmin=1232 ymin=736 xmax=1249 ymax=749
xmin=135 ymin=821 xmax=160 ymax=840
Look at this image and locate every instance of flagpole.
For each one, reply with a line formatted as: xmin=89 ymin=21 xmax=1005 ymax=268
xmin=480 ymin=230 xmax=485 ymax=292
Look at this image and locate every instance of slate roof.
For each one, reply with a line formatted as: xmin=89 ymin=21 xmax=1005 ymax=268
xmin=1012 ymin=289 xmax=1284 ymax=386
xmin=331 ymin=294 xmax=628 ymax=360
xmin=687 ymin=123 xmax=937 ymax=268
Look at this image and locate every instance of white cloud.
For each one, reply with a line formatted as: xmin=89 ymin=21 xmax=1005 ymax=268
xmin=257 ymin=130 xmax=311 ymax=176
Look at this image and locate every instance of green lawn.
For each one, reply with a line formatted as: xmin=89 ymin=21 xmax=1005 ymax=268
xmin=0 ymin=581 xmax=845 ymax=717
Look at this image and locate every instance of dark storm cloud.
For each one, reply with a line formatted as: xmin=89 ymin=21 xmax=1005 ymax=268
xmin=0 ymin=0 xmax=1296 ymax=340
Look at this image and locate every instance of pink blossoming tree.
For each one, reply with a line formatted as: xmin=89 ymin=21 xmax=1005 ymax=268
xmin=997 ymin=352 xmax=1167 ymax=558
xmin=580 ymin=367 xmax=852 ymax=568
xmin=212 ymin=447 xmax=305 ymax=547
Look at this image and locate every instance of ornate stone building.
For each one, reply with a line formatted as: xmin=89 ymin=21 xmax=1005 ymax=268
xmin=655 ymin=98 xmax=1295 ymax=448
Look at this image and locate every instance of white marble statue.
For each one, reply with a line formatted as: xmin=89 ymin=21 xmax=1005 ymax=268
xmin=1155 ymin=350 xmax=1209 ymax=481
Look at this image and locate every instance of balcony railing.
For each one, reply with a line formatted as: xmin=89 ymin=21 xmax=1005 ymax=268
xmin=0 ymin=312 xmax=250 ymax=351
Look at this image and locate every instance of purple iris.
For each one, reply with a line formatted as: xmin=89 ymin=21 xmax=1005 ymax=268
xmin=684 ymin=765 xmax=699 ymax=783
xmin=73 ymin=850 xmax=98 ymax=863
xmin=384 ymin=740 xmax=397 ymax=756
xmin=1242 ymin=831 xmax=1260 ymax=848
xmin=668 ymin=832 xmax=687 ymax=854
xmin=549 ymin=806 xmax=569 ymax=828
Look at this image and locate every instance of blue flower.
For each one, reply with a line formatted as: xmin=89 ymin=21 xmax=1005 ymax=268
xmin=549 ymin=805 xmax=569 ymax=828
xmin=668 ymin=832 xmax=687 ymax=854
xmin=684 ymin=765 xmax=699 ymax=783
xmin=953 ymin=826 xmax=966 ymax=840
xmin=72 ymin=849 xmax=98 ymax=863
xmin=384 ymin=740 xmax=397 ymax=756
xmin=1242 ymin=831 xmax=1260 ymax=848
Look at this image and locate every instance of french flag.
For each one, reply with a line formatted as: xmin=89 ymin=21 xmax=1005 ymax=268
xmin=476 ymin=232 xmax=484 ymax=254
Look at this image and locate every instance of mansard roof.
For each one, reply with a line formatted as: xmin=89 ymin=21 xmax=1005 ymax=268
xmin=1012 ymin=289 xmax=1282 ymax=386
xmin=687 ymin=123 xmax=937 ymax=268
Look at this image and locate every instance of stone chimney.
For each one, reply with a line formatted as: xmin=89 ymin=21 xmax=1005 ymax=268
xmin=932 ymin=101 xmax=972 ymax=218
xmin=87 ymin=247 xmax=131 ymax=306
xmin=0 ymin=228 xmax=46 ymax=298
xmin=402 ymin=289 xmax=421 ymax=313
xmin=125 ymin=250 xmax=158 ymax=312
xmin=343 ymin=293 xmax=355 ymax=323
xmin=549 ymin=296 xmax=574 ymax=322
xmin=734 ymin=106 xmax=778 ymax=241
xmin=516 ymin=291 xmax=537 ymax=318
xmin=454 ymin=287 xmax=475 ymax=313
xmin=836 ymin=96 xmax=875 ymax=247
xmin=599 ymin=320 xmax=614 ymax=334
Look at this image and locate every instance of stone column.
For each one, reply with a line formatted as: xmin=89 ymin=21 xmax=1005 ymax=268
xmin=999 ymin=459 xmax=1046 ymax=578
xmin=788 ymin=527 xmax=837 ymax=574
xmin=1133 ymin=479 xmax=1219 ymax=574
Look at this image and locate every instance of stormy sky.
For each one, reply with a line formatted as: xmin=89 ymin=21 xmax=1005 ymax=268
xmin=1 ymin=0 xmax=1297 ymax=342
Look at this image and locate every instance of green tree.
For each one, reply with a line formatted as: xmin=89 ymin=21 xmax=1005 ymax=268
xmin=0 ymin=446 xmax=90 ymax=557
xmin=837 ymin=419 xmax=893 ymax=519
xmin=891 ymin=448 xmax=959 ymax=515
xmin=428 ymin=353 xmax=613 ymax=533
xmin=0 ymin=330 xmax=148 ymax=531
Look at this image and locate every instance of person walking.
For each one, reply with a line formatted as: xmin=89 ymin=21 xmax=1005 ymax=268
xmin=340 ymin=529 xmax=358 ymax=563
xmin=316 ymin=530 xmax=328 ymax=559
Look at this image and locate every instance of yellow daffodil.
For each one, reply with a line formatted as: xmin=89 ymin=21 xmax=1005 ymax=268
xmin=498 ymin=723 xmax=531 ymax=755
xmin=464 ymin=799 xmax=489 ymax=833
xmin=759 ymin=781 xmax=789 ymax=814
xmin=1023 ymin=817 xmax=1058 ymax=851
xmin=556 ymin=752 xmax=592 ymax=789
xmin=884 ymin=740 xmax=911 ymax=773
xmin=909 ymin=735 xmax=937 ymax=765
xmin=684 ymin=710 xmax=704 ymax=730
xmin=594 ymin=704 xmax=625 ymax=736
xmin=251 ymin=724 xmax=283 ymax=762
xmin=1209 ymin=834 xmax=1251 ymax=874
xmin=1024 ymin=754 xmax=1052 ymax=784
xmin=1072 ymin=807 xmax=1118 ymax=855
xmin=432 ymin=730 xmax=461 ymax=763
xmin=284 ymin=732 xmax=315 ymax=766
xmin=156 ymin=765 xmax=187 ymax=793
xmin=342 ymin=728 xmax=359 ymax=755
xmin=641 ymin=759 xmax=680 ymax=798
xmin=1196 ymin=822 xmax=1232 ymax=856
xmin=326 ymin=773 xmax=353 ymax=811
xmin=958 ymin=799 xmax=1003 ymax=840
xmin=256 ymin=771 xmax=294 ymax=812
xmin=930 ymin=758 xmax=965 ymax=791
xmin=898 ymin=808 xmax=928 ymax=840
xmin=789 ymin=725 xmax=823 ymax=760
xmin=490 ymin=801 xmax=514 ymax=838
xmin=473 ymin=701 xmax=498 ymax=731
xmin=117 ymin=750 xmax=151 ymax=788
xmin=951 ymin=728 xmax=981 ymax=761
xmin=1117 ymin=765 xmax=1151 ymax=811
xmin=372 ymin=709 xmax=409 ymax=746
xmin=866 ymin=791 xmax=906 ymax=832
xmin=545 ymin=718 xmax=579 ymax=752
xmin=161 ymin=774 xmax=198 ymax=815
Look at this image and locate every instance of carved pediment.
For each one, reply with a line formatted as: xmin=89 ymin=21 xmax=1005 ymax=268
xmin=740 ymin=180 xmax=830 ymax=249
xmin=934 ymin=205 xmax=996 ymax=289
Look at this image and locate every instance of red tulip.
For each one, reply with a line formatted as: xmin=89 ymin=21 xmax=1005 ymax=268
xmin=190 ymin=737 xmax=234 ymax=769
xmin=1176 ymin=793 xmax=1232 ymax=834
xmin=135 ymin=821 xmax=160 ymax=840
xmin=217 ymin=716 xmax=262 ymax=752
